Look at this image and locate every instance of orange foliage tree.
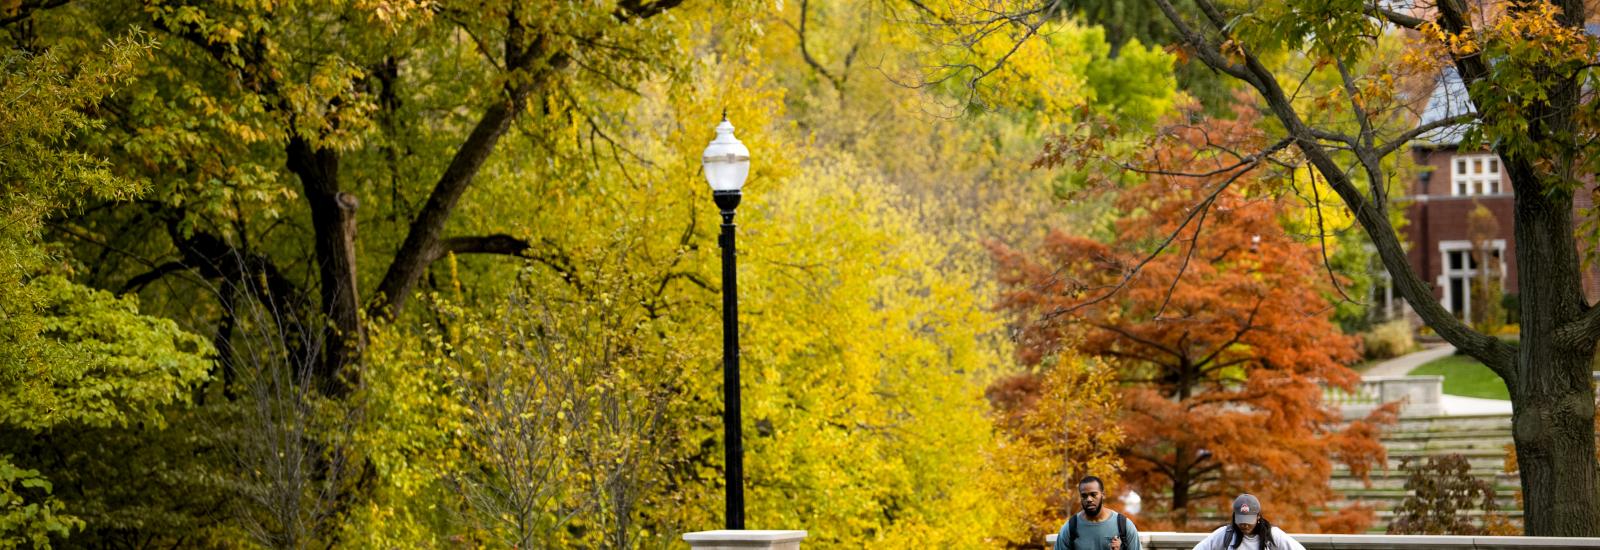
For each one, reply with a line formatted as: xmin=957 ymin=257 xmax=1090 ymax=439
xmin=991 ymin=113 xmax=1392 ymax=532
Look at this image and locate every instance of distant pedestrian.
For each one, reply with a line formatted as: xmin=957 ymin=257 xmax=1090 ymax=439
xmin=1191 ymin=494 xmax=1305 ymax=550
xmin=1054 ymin=476 xmax=1141 ymax=550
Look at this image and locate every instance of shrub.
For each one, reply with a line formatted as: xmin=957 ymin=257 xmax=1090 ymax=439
xmin=1388 ymin=454 xmax=1505 ymax=535
xmin=1362 ymin=320 xmax=1415 ymax=360
xmin=1501 ymin=293 xmax=1520 ymax=326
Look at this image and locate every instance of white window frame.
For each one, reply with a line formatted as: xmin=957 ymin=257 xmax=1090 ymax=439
xmin=1437 ymin=239 xmax=1507 ymax=320
xmin=1451 ymin=153 xmax=1503 ymax=196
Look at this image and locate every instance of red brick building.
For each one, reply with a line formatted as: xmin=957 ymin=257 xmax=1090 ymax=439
xmin=1390 ymin=68 xmax=1600 ymax=322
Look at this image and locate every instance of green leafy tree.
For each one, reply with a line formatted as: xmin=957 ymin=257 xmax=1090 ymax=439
xmin=0 ymin=30 xmax=212 ymax=547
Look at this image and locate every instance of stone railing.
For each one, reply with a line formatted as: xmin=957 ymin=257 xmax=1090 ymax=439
xmin=682 ymin=530 xmax=1600 ymax=549
xmin=1324 ymin=375 xmax=1443 ymax=418
xmin=1046 ymin=532 xmax=1600 ymax=549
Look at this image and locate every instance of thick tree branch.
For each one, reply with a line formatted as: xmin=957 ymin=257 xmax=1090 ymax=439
xmin=1306 ymin=127 xmax=1358 ymax=148
xmin=374 ymin=1 xmax=681 ymax=320
xmin=1375 ymin=113 xmax=1478 ymax=158
xmin=120 ymin=261 xmax=189 ymax=295
xmin=0 ymin=0 xmax=69 ymax=27
xmin=370 ymin=14 xmax=568 ymax=319
xmin=1370 ymin=6 xmax=1425 ymax=30
xmin=1150 ymin=0 xmax=1253 ymax=83
xmin=425 ymin=234 xmax=588 ymax=293
xmin=1434 ymin=0 xmax=1491 ymax=89
xmin=613 ymin=0 xmax=686 ymax=20
xmin=1090 ymin=322 xmax=1187 ymax=364
xmin=1558 ymin=305 xmax=1600 ymax=350
xmin=433 ymin=234 xmax=532 ymax=260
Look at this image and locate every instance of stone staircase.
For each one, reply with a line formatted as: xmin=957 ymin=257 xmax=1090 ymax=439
xmin=1330 ymin=413 xmax=1520 ymax=533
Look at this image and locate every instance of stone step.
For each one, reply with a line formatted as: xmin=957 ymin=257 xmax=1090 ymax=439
xmin=1380 ymin=428 xmax=1512 ymax=441
xmin=1329 ymin=492 xmax=1520 ymax=509
xmin=1329 ymin=470 xmax=1517 ymax=491
xmin=1325 ymin=413 xmax=1525 ymax=533
xmin=1332 ymin=461 xmax=1513 ymax=478
xmin=1379 ymin=437 xmax=1513 ymax=452
xmin=1380 ymin=428 xmax=1512 ymax=446
xmin=1381 ymin=450 xmax=1512 ymax=471
xmin=1372 ymin=508 xmax=1524 ymax=520
xmin=1344 ymin=489 xmax=1516 ymax=502
xmin=1386 ymin=414 xmax=1514 ymax=433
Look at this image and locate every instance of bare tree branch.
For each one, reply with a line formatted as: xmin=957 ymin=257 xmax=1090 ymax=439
xmin=791 ymin=0 xmax=845 ymax=92
xmin=1308 ymin=168 xmax=1359 ymax=304
xmin=1044 ymin=159 xmax=1261 ymax=321
xmin=1045 ymin=137 xmax=1292 ymax=321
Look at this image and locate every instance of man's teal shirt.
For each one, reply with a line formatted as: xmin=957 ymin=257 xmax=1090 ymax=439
xmin=1053 ymin=510 xmax=1141 ymax=550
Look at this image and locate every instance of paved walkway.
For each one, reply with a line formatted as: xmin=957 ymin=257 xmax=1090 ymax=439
xmin=1439 ymin=394 xmax=1514 ymax=415
xmin=1361 ymin=343 xmax=1457 ymax=377
xmin=1362 ymin=343 xmax=1514 ymax=415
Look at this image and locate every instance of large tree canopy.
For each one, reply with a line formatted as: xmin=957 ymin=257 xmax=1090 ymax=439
xmin=1 ymin=0 xmax=1192 ymax=546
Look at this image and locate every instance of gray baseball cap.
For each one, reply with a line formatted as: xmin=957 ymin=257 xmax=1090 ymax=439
xmin=1232 ymin=494 xmax=1261 ymax=524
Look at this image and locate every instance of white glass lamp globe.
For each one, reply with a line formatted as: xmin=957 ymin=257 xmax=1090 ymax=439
xmin=702 ymin=118 xmax=751 ymax=193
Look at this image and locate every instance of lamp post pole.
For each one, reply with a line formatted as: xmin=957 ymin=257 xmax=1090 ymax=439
xmin=716 ymin=190 xmax=744 ymax=530
xmin=702 ymin=116 xmax=751 ymax=531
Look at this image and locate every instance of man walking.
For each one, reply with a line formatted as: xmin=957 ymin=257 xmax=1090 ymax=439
xmin=1054 ymin=476 xmax=1141 ymax=550
xmin=1191 ymin=494 xmax=1305 ymax=550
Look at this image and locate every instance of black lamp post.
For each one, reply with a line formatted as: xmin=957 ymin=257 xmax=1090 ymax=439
xmin=702 ymin=115 xmax=751 ymax=530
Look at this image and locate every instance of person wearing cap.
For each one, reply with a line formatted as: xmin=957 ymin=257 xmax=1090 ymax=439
xmin=1191 ymin=494 xmax=1305 ymax=550
xmin=1053 ymin=476 xmax=1141 ymax=550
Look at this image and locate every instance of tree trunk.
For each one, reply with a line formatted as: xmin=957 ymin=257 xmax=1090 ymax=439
xmin=1172 ymin=449 xmax=1191 ymax=529
xmin=1511 ymin=372 xmax=1598 ymax=536
xmin=288 ymin=136 xmax=363 ymax=393
xmin=1506 ymin=172 xmax=1600 ymax=536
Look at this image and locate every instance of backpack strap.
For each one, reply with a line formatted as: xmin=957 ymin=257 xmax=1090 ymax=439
xmin=1068 ymin=514 xmax=1078 ymax=546
xmin=1116 ymin=513 xmax=1128 ymax=548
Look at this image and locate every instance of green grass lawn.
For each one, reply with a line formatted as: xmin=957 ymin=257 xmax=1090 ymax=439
xmin=1408 ymin=354 xmax=1511 ymax=400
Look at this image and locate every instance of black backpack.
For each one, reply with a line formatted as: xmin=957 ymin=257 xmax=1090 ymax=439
xmin=1067 ymin=511 xmax=1129 ymax=548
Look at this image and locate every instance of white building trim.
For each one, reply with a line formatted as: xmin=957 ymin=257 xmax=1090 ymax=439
xmin=1436 ymin=239 xmax=1507 ymax=319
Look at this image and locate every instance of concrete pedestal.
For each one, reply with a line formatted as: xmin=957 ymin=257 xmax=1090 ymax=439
xmin=683 ymin=530 xmax=808 ymax=550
